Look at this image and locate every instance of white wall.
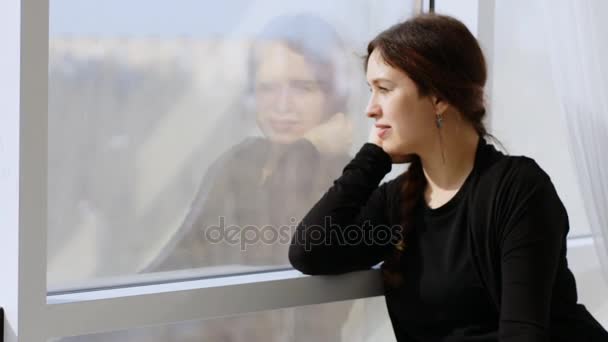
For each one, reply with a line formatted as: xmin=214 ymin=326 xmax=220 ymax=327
xmin=435 ymin=0 xmax=479 ymax=34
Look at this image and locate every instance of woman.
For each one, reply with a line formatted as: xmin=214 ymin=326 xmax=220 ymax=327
xmin=289 ymin=13 xmax=608 ymax=341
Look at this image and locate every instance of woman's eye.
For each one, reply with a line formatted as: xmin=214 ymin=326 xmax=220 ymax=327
xmin=368 ymin=86 xmax=389 ymax=93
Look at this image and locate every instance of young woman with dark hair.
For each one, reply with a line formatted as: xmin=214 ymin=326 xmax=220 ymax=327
xmin=290 ymin=13 xmax=608 ymax=341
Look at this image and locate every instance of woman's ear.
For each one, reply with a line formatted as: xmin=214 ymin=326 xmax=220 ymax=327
xmin=431 ymin=95 xmax=449 ymax=115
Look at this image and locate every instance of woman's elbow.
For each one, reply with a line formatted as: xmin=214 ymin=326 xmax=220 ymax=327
xmin=288 ymin=243 xmax=321 ymax=275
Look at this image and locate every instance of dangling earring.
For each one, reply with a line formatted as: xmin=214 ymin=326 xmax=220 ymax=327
xmin=436 ymin=113 xmax=446 ymax=165
xmin=436 ymin=113 xmax=444 ymax=129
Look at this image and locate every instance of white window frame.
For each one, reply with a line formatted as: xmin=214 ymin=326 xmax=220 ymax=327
xmin=0 ymin=1 xmax=499 ymax=341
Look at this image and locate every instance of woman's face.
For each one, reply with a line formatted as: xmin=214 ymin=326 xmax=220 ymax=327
xmin=365 ymin=49 xmax=438 ymax=156
xmin=253 ymin=43 xmax=328 ymax=144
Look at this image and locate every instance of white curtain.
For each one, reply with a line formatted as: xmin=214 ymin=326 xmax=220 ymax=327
xmin=540 ymin=0 xmax=608 ymax=281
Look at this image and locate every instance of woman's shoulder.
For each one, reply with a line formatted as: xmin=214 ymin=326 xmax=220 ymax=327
xmin=474 ymin=139 xmax=550 ymax=186
xmin=198 ymin=137 xmax=269 ymax=186
xmin=226 ymin=137 xmax=270 ymax=158
xmin=208 ymin=137 xmax=270 ymax=169
xmin=470 ymin=152 xmax=570 ymax=244
xmin=482 ymin=154 xmax=551 ymax=188
xmin=472 ymin=153 xmax=557 ymax=215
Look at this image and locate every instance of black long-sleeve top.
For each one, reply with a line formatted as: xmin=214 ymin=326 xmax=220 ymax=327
xmin=289 ymin=138 xmax=608 ymax=341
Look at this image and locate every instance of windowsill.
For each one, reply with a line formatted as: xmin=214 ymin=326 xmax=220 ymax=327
xmin=45 ymin=267 xmax=385 ymax=338
xmin=48 ymin=264 xmax=296 ymax=296
xmin=48 ymin=267 xmax=382 ymax=304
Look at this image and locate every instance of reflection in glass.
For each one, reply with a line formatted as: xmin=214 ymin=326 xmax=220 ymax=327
xmin=146 ymin=13 xmax=352 ymax=273
xmin=48 ymin=0 xmax=417 ymax=288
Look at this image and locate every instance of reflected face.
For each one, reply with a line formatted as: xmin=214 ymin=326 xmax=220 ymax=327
xmin=365 ymin=49 xmax=437 ymax=156
xmin=253 ymin=43 xmax=328 ymax=144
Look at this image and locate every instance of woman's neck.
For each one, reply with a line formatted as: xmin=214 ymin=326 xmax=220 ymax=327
xmin=419 ymin=121 xmax=480 ymax=208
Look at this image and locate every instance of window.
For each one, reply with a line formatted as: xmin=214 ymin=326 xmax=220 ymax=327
xmin=47 ymin=0 xmax=420 ymax=291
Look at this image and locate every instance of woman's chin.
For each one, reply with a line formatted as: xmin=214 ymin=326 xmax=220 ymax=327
xmin=381 ymin=141 xmax=398 ymax=154
xmin=267 ymin=133 xmax=302 ymax=145
xmin=382 ymin=141 xmax=413 ymax=158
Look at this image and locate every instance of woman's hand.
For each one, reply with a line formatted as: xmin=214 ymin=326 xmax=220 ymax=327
xmin=368 ymin=125 xmax=413 ymax=164
xmin=303 ymin=112 xmax=353 ymax=155
xmin=367 ymin=124 xmax=384 ymax=147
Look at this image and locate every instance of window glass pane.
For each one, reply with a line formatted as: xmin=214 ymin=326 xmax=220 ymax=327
xmin=50 ymin=297 xmax=395 ymax=342
xmin=48 ymin=0 xmax=419 ymax=289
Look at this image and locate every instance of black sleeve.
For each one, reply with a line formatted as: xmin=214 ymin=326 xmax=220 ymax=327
xmin=497 ymin=161 xmax=568 ymax=341
xmin=289 ymin=143 xmax=397 ymax=275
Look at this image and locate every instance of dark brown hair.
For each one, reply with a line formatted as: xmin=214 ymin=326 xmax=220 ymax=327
xmin=364 ymin=14 xmax=489 ymax=287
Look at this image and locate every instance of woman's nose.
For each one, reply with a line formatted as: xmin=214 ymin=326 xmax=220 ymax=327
xmin=365 ymin=97 xmax=381 ymax=118
xmin=276 ymin=85 xmax=293 ymax=113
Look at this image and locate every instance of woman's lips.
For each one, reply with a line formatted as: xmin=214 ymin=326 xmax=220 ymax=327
xmin=376 ymin=124 xmax=391 ymax=139
xmin=269 ymin=119 xmax=300 ymax=132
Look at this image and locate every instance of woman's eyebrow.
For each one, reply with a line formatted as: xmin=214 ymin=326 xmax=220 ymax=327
xmin=367 ymin=78 xmax=396 ymax=86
